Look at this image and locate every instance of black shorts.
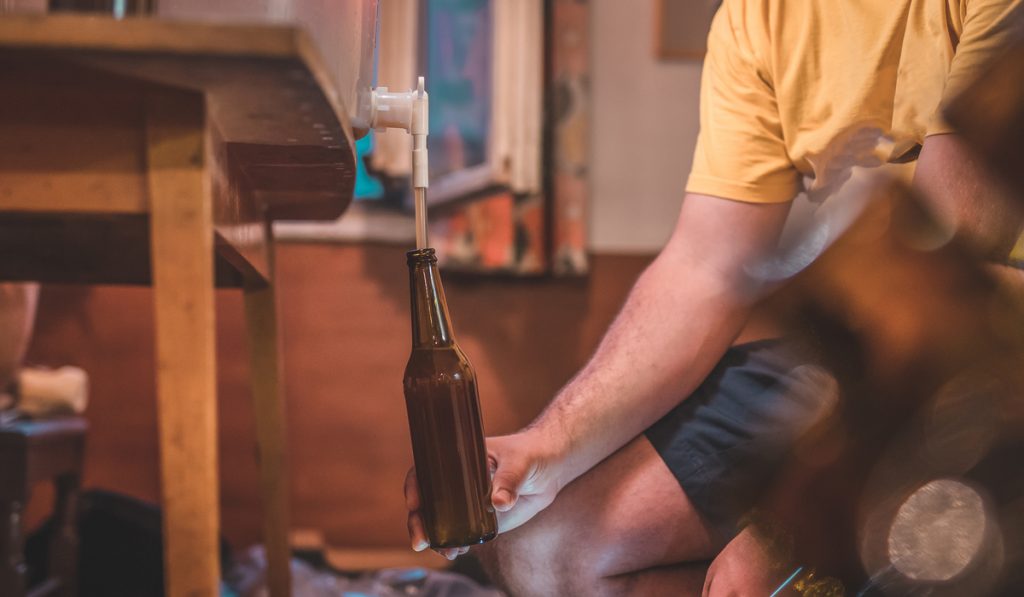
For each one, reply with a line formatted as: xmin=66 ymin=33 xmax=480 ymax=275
xmin=645 ymin=339 xmax=833 ymax=541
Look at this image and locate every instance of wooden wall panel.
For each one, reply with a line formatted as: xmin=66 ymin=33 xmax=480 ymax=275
xmin=24 ymin=243 xmax=651 ymax=549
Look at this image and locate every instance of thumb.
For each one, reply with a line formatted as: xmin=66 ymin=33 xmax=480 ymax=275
xmin=490 ymin=458 xmax=526 ymax=512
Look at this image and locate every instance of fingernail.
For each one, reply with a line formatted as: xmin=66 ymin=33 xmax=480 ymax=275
xmin=413 ymin=539 xmax=429 ymax=552
xmin=493 ymin=489 xmax=514 ymax=510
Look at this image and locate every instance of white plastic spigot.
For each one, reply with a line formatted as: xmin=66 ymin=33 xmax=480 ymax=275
xmin=370 ymin=76 xmax=429 ymax=189
xmin=370 ymin=77 xmax=430 ymax=247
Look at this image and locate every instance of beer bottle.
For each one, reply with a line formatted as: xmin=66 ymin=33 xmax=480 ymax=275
xmin=403 ymin=248 xmax=497 ymax=548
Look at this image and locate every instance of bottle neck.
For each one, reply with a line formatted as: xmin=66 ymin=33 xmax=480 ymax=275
xmin=408 ymin=250 xmax=455 ymax=348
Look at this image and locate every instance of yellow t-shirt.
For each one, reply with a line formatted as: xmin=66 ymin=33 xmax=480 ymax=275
xmin=687 ymin=0 xmax=1024 ymax=204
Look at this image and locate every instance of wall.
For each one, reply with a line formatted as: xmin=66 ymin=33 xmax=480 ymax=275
xmin=26 ymin=244 xmax=651 ymax=549
xmin=589 ymin=0 xmax=703 ymax=253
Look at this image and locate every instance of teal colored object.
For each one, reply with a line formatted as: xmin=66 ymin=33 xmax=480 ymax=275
xmin=354 ymin=133 xmax=385 ymax=201
xmin=770 ymin=567 xmax=803 ymax=597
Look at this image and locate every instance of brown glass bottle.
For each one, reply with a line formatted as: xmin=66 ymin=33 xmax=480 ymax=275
xmin=403 ymin=248 xmax=497 ymax=548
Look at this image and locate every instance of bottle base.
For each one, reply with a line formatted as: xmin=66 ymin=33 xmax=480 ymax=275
xmin=430 ymin=530 xmax=498 ymax=549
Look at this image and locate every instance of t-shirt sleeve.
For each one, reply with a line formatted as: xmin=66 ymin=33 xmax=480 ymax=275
xmin=685 ymin=0 xmax=800 ymax=203
xmin=928 ymin=0 xmax=1024 ymax=135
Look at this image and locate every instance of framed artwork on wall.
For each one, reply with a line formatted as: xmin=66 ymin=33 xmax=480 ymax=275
xmin=419 ymin=0 xmax=543 ymax=205
xmin=367 ymin=0 xmax=543 ymax=206
xmin=375 ymin=0 xmax=586 ymax=275
xmin=420 ymin=0 xmax=494 ymax=202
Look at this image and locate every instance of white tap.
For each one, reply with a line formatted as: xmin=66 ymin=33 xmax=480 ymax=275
xmin=370 ymin=76 xmax=429 ymax=191
xmin=369 ymin=76 xmax=430 ymax=247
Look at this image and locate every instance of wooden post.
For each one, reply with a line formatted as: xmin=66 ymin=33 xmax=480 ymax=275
xmin=243 ymin=245 xmax=292 ymax=597
xmin=146 ymin=89 xmax=221 ymax=597
xmin=49 ymin=473 xmax=81 ymax=597
xmin=0 ymin=498 xmax=27 ymax=597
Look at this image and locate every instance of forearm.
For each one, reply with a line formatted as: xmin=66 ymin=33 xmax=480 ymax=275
xmin=914 ymin=134 xmax=1024 ymax=261
xmin=524 ymin=193 xmax=791 ymax=490
xmin=527 ymin=251 xmax=753 ymax=488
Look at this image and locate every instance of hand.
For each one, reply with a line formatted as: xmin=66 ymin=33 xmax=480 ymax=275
xmin=703 ymin=528 xmax=797 ymax=597
xmin=403 ymin=468 xmax=470 ymax=561
xmin=404 ymin=430 xmax=565 ymax=559
xmin=484 ymin=432 xmax=564 ymax=533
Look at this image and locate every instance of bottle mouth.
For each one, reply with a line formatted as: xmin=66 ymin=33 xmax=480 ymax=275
xmin=406 ymin=247 xmax=437 ymax=265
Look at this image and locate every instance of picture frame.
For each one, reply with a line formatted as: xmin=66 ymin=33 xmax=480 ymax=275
xmin=371 ymin=0 xmax=543 ymax=206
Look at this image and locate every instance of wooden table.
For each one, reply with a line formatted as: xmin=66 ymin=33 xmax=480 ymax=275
xmin=0 ymin=14 xmax=357 ymax=597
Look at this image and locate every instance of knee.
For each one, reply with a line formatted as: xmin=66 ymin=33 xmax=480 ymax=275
xmin=475 ymin=524 xmax=561 ymax=596
xmin=475 ymin=520 xmax=603 ymax=596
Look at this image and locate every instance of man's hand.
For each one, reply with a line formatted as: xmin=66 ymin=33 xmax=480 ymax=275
xmin=703 ymin=528 xmax=797 ymax=597
xmin=483 ymin=432 xmax=564 ymax=533
xmin=404 ymin=430 xmax=564 ymax=559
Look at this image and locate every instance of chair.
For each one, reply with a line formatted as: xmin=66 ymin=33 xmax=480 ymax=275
xmin=0 ymin=418 xmax=86 ymax=597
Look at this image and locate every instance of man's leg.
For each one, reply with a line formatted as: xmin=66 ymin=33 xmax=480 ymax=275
xmin=476 ymin=435 xmax=717 ymax=596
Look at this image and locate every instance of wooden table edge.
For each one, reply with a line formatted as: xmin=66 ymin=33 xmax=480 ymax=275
xmin=0 ymin=13 xmax=358 ymax=155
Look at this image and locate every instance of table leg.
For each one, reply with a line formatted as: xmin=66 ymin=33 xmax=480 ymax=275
xmin=146 ymin=90 xmax=221 ymax=597
xmin=0 ymin=499 xmax=26 ymax=597
xmin=49 ymin=474 xmax=80 ymax=597
xmin=244 ymin=254 xmax=292 ymax=597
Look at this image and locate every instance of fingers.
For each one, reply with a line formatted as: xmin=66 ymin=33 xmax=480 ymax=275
xmin=408 ymin=511 xmax=429 ymax=552
xmin=404 ymin=467 xmax=470 ymax=560
xmin=405 ymin=468 xmax=430 ymax=552
xmin=408 ymin=514 xmax=470 ymax=560
xmin=404 ymin=468 xmax=420 ymax=511
xmin=435 ymin=546 xmax=470 ymax=560
xmin=490 ymin=458 xmax=525 ymax=513
xmin=404 ymin=466 xmax=473 ymax=560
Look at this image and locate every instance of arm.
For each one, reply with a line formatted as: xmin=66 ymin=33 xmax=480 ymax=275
xmin=471 ymin=193 xmax=791 ymax=539
xmin=524 ymin=193 xmax=791 ymax=492
xmin=914 ymin=133 xmax=1022 ymax=260
xmin=913 ymin=134 xmax=1024 ymax=286
xmin=913 ymin=0 xmax=1024 ymax=268
xmin=406 ymin=194 xmax=790 ymax=555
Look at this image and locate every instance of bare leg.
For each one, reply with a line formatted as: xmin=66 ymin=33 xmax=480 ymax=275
xmin=476 ymin=436 xmax=717 ymax=596
xmin=0 ymin=283 xmax=39 ymax=391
